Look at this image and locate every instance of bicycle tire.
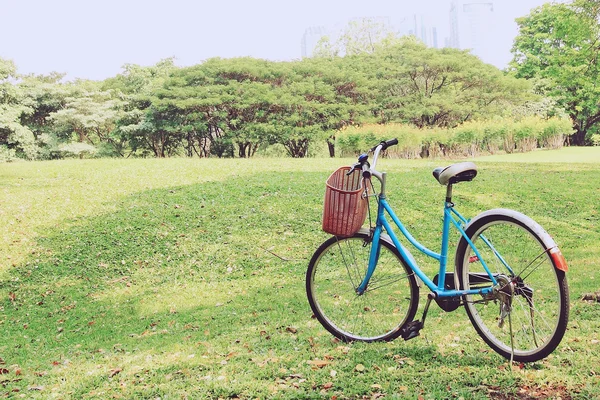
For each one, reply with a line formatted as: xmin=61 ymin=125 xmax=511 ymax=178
xmin=455 ymin=209 xmax=569 ymax=362
xmin=306 ymin=228 xmax=419 ymax=342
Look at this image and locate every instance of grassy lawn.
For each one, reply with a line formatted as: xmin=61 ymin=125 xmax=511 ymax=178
xmin=473 ymin=146 xmax=600 ymax=163
xmin=1 ymin=148 xmax=599 ymax=399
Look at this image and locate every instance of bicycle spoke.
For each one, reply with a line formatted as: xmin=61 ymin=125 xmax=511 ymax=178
xmin=337 ymin=240 xmax=359 ymax=291
xmin=308 ymin=233 xmax=418 ymax=342
xmin=458 ymin=215 xmax=568 ymax=362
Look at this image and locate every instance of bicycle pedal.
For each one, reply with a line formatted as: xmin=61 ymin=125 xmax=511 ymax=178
xmin=401 ymin=320 xmax=423 ymax=341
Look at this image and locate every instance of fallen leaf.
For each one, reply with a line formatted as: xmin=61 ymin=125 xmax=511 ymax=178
xmin=307 ymin=360 xmax=330 ymax=369
xmin=355 ymin=364 xmax=365 ymax=372
xmin=109 ymin=368 xmax=122 ymax=377
xmin=286 ymin=327 xmax=298 ymax=334
xmin=323 ymin=382 xmax=333 ymax=390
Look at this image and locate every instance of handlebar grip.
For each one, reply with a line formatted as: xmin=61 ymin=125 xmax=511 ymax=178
xmin=383 ymin=138 xmax=398 ymax=149
xmin=370 ymin=138 xmax=398 ymax=152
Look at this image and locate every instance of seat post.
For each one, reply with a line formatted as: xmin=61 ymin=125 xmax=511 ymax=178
xmin=446 ymin=184 xmax=453 ymax=205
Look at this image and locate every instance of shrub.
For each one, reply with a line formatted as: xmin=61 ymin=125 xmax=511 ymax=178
xmin=57 ymin=142 xmax=97 ymax=159
xmin=0 ymin=145 xmax=18 ymax=162
xmin=335 ymin=116 xmax=573 ymax=159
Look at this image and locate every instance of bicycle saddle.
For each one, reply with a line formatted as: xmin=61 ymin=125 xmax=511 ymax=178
xmin=433 ymin=162 xmax=477 ymax=185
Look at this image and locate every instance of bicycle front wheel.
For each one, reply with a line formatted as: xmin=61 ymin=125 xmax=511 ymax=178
xmin=306 ymin=229 xmax=419 ymax=342
xmin=456 ymin=210 xmax=569 ymax=362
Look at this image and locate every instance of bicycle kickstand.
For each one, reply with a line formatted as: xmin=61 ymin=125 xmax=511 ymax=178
xmin=401 ymin=293 xmax=434 ymax=341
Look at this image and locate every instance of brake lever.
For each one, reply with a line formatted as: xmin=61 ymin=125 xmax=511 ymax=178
xmin=347 ymin=153 xmax=370 ymax=176
xmin=346 ymin=163 xmax=361 ymax=176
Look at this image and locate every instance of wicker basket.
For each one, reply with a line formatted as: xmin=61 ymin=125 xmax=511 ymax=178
xmin=322 ymin=167 xmax=369 ymax=237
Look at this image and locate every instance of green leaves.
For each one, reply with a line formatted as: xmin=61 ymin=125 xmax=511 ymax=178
xmin=510 ymin=0 xmax=600 ymax=144
xmin=363 ymin=38 xmax=531 ymax=128
xmin=0 ymin=36 xmax=545 ymax=160
xmin=149 ymin=57 xmax=364 ymax=158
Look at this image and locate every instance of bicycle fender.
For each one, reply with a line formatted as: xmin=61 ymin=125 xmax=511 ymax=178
xmin=463 ymin=208 xmax=568 ymax=272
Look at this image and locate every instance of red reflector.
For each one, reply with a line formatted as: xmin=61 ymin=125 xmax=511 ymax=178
xmin=469 ymin=256 xmax=479 ymax=263
xmin=549 ymin=248 xmax=568 ymax=272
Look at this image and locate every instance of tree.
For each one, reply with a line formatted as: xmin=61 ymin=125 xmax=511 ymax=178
xmin=272 ymin=58 xmax=367 ymax=157
xmin=362 ymin=38 xmax=531 ymax=128
xmin=0 ymin=58 xmax=40 ymax=160
xmin=18 ymin=72 xmax=71 ymax=159
xmin=103 ymin=59 xmax=177 ymax=157
xmin=313 ymin=17 xmax=400 ymax=58
xmin=510 ymin=0 xmax=600 ymax=145
xmin=49 ymin=80 xmax=125 ymax=157
xmin=152 ymin=58 xmax=278 ymax=158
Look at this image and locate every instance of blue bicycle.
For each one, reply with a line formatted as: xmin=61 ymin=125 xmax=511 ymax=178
xmin=307 ymin=139 xmax=569 ymax=362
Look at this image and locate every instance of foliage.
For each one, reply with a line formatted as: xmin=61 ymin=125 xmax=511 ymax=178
xmin=17 ymin=73 xmax=70 ymax=159
xmin=0 ymin=58 xmax=37 ymax=159
xmin=48 ymin=81 xmax=126 ymax=156
xmin=151 ymin=57 xmax=365 ymax=158
xmin=363 ymin=38 xmax=533 ymax=128
xmin=103 ymin=59 xmax=180 ymax=157
xmin=313 ymin=17 xmax=400 ymax=57
xmin=0 ymin=145 xmax=18 ymax=162
xmin=0 ymin=30 xmax=571 ymax=161
xmin=510 ymin=0 xmax=600 ymax=145
xmin=56 ymin=141 xmax=97 ymax=158
xmin=337 ymin=116 xmax=573 ymax=158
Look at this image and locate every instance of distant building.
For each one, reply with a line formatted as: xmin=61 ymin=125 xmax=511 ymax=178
xmin=301 ymin=26 xmax=329 ymax=58
xmin=449 ymin=1 xmax=496 ymax=64
xmin=301 ymin=15 xmax=440 ymax=58
xmin=400 ymin=14 xmax=439 ymax=49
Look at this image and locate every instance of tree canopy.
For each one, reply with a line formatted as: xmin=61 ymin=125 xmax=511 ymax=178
xmin=1 ymin=18 xmax=558 ymax=160
xmin=510 ymin=0 xmax=600 ymax=145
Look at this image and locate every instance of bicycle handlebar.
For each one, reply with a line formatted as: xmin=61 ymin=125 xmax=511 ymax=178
xmin=370 ymin=138 xmax=399 ymax=153
xmin=347 ymin=138 xmax=398 ymax=179
xmin=370 ymin=138 xmax=397 ymax=172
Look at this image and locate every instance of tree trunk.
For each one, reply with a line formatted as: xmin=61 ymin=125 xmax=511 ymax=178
xmin=327 ymin=138 xmax=335 ymax=158
xmin=286 ymin=139 xmax=309 ymax=158
xmin=570 ymin=128 xmax=587 ymax=146
xmin=238 ymin=142 xmax=248 ymax=158
xmin=186 ymin=133 xmax=194 ymax=157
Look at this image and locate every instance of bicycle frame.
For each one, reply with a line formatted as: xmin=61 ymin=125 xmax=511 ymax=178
xmin=356 ymin=189 xmax=499 ymax=299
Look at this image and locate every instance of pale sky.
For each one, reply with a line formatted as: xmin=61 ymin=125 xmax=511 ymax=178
xmin=1 ymin=0 xmax=556 ymax=81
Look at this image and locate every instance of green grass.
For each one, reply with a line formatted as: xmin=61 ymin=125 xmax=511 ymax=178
xmin=474 ymin=146 xmax=600 ymax=163
xmin=1 ymin=149 xmax=600 ymax=399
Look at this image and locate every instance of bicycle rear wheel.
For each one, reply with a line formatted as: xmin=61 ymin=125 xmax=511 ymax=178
xmin=456 ymin=210 xmax=569 ymax=362
xmin=306 ymin=229 xmax=419 ymax=342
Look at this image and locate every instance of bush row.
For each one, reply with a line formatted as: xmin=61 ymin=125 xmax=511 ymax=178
xmin=336 ymin=117 xmax=574 ymax=158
